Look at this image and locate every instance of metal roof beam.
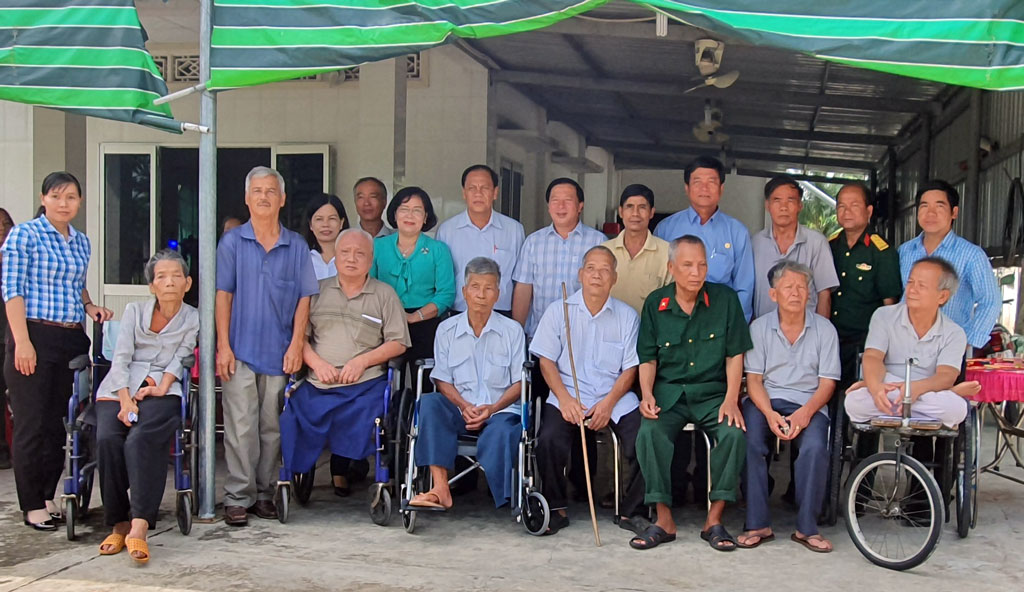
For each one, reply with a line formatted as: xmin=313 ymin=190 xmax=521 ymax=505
xmin=602 ymin=141 xmax=876 ymax=170
xmin=492 ymin=70 xmax=940 ymax=114
xmin=546 ymin=110 xmax=896 ymax=146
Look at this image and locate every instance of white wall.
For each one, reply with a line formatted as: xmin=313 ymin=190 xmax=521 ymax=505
xmin=618 ymin=168 xmax=766 ymax=234
xmin=0 ymin=102 xmax=36 ymax=224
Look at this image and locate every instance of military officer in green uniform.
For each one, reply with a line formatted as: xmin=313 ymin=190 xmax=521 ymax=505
xmin=829 ymin=182 xmax=902 ymax=388
xmin=629 ymin=235 xmax=752 ymax=552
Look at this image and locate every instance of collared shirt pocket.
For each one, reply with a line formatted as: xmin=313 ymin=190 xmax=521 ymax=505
xmin=448 ymin=348 xmax=477 ymax=393
xmin=485 ymin=350 xmax=512 ymax=390
xmin=596 ymin=341 xmax=625 ymax=374
xmin=353 ymin=314 xmax=383 ymax=349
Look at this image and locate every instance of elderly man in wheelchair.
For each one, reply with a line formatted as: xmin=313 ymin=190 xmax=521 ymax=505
xmin=278 ymin=229 xmax=410 ymax=509
xmin=406 ymin=257 xmax=526 ymax=512
xmin=842 ymin=256 xmax=982 ymax=570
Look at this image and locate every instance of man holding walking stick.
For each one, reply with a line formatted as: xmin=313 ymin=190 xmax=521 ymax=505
xmin=630 ymin=235 xmax=752 ymax=552
xmin=530 ymin=246 xmax=645 ymax=536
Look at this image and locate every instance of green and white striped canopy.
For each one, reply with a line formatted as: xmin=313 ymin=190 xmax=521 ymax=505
xmin=208 ymin=0 xmax=1024 ymax=91
xmin=0 ymin=0 xmax=178 ymax=130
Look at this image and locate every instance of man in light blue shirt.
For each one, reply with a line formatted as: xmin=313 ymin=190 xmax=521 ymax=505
xmin=410 ymin=257 xmax=526 ymax=510
xmin=898 ymin=179 xmax=1000 ymax=349
xmin=436 ymin=164 xmax=525 ymax=313
xmin=530 ymin=246 xmax=645 ymax=535
xmin=512 ymin=178 xmax=607 ymax=337
xmin=653 ymin=156 xmax=754 ymax=321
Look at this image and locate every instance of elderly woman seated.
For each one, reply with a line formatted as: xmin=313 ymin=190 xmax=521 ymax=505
xmin=95 ymin=250 xmax=199 ymax=563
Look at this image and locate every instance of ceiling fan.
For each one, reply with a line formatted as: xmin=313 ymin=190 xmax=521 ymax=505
xmin=693 ymin=101 xmax=729 ymax=144
xmin=683 ymin=39 xmax=740 ymax=94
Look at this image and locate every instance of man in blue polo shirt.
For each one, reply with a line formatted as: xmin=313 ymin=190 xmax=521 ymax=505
xmin=216 ymin=166 xmax=319 ymax=526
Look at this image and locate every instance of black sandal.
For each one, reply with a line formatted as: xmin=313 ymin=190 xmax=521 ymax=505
xmin=700 ymin=524 xmax=737 ymax=551
xmin=629 ymin=525 xmax=676 ymax=550
xmin=616 ymin=514 xmax=652 ymax=535
xmin=542 ymin=513 xmax=570 ymax=536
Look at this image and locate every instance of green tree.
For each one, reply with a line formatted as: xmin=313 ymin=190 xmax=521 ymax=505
xmin=800 ymin=196 xmax=840 ymax=237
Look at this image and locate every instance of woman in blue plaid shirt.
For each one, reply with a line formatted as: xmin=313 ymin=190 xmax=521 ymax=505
xmin=1 ymin=171 xmax=113 ymax=531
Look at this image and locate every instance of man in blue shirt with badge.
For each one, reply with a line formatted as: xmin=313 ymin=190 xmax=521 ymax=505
xmin=653 ymin=156 xmax=754 ymax=321
xmin=216 ymin=166 xmax=319 ymax=526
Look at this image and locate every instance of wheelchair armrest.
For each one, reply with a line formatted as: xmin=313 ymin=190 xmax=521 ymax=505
xmin=415 ymin=358 xmax=435 ymax=370
xmin=69 ymin=354 xmax=90 ymax=371
xmin=523 ymin=360 xmax=535 ymax=371
xmin=387 ymin=358 xmax=404 ymax=370
xmin=181 ymin=354 xmax=196 ymax=371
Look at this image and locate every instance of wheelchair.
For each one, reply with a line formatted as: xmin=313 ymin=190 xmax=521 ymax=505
xmin=273 ymin=367 xmax=397 ymax=525
xmin=63 ymin=352 xmax=197 ymax=540
xmin=398 ymin=359 xmax=550 ymax=535
xmin=842 ymin=358 xmax=981 ymax=571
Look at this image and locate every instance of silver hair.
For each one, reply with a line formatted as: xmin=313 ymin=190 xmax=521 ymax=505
xmin=582 ymin=245 xmax=617 ymax=271
xmin=144 ymin=248 xmax=189 ymax=284
xmin=334 ymin=227 xmax=375 ymax=251
xmin=668 ymin=235 xmax=707 ymax=264
xmin=767 ymin=260 xmax=813 ymax=288
xmin=914 ymin=256 xmax=960 ymax=294
xmin=244 ymin=166 xmax=286 ymax=195
xmin=464 ymin=256 xmax=501 ymax=282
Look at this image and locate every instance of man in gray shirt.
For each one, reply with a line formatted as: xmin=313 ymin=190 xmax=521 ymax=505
xmin=751 ymin=175 xmax=839 ymax=319
xmin=740 ymin=260 xmax=839 ymax=553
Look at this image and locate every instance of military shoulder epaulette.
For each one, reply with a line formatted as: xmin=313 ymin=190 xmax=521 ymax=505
xmin=828 ymin=229 xmax=842 ymax=241
xmin=870 ymin=234 xmax=890 ymax=251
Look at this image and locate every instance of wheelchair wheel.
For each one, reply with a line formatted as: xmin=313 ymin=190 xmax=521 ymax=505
xmin=520 ymin=490 xmax=550 ymax=536
xmin=822 ymin=411 xmax=846 ymax=526
xmin=844 ymin=452 xmax=943 ymax=571
xmin=369 ymin=483 xmax=393 ymax=526
xmin=65 ymin=497 xmax=78 ymax=541
xmin=177 ymin=492 xmax=193 ymax=535
xmin=955 ymin=408 xmax=979 ymax=538
xmin=403 ymin=509 xmax=417 ymax=533
xmin=275 ymin=484 xmax=291 ymax=524
xmin=293 ymin=466 xmax=315 ymax=506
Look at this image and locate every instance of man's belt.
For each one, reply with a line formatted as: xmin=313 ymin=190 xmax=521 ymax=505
xmin=28 ymin=319 xmax=82 ymax=330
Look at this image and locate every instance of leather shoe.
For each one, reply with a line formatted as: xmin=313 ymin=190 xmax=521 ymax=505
xmin=24 ymin=518 xmax=57 ymax=531
xmin=247 ymin=500 xmax=277 ymax=520
xmin=224 ymin=505 xmax=248 ymax=526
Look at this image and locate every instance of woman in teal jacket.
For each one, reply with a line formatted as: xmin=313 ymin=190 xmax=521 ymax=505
xmin=371 ymin=186 xmax=455 ymax=363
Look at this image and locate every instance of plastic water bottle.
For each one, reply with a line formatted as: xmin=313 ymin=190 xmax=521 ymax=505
xmin=127 ymin=411 xmax=138 ymax=423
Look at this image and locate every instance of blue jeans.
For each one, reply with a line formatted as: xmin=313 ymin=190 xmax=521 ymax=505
xmin=414 ymin=393 xmax=519 ymax=507
xmin=742 ymin=397 xmax=829 ymax=536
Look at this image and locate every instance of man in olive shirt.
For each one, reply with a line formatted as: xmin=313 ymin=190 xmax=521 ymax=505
xmin=630 ymin=235 xmax=752 ymax=552
xmin=602 ymin=184 xmax=671 ymax=313
xmin=829 ymin=182 xmax=902 ymax=388
xmin=279 ymin=229 xmax=410 ymax=494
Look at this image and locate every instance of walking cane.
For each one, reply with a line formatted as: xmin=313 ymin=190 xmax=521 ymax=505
xmin=561 ymin=282 xmax=601 ymax=547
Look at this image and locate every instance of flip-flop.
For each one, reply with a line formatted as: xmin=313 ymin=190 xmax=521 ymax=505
xmin=700 ymin=524 xmax=737 ymax=552
xmin=791 ymin=533 xmax=833 ymax=553
xmin=98 ymin=533 xmax=126 ymax=555
xmin=408 ymin=492 xmax=450 ymax=510
xmin=629 ymin=524 xmax=676 ymax=550
xmin=736 ymin=531 xmax=775 ymax=549
xmin=126 ymin=538 xmax=150 ymax=564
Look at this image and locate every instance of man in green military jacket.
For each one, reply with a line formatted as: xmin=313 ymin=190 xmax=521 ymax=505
xmin=829 ymin=182 xmax=903 ymax=388
xmin=629 ymin=235 xmax=752 ymax=552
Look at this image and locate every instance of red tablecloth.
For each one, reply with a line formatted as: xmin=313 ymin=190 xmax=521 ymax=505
xmin=965 ymin=360 xmax=1024 ymax=403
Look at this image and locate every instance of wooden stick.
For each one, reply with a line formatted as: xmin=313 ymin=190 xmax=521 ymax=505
xmin=561 ymin=282 xmax=601 ymax=547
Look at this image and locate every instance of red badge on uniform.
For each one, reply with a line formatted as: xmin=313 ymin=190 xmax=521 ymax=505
xmin=703 ymin=292 xmax=710 ymax=307
xmin=658 ymin=298 xmax=669 ymax=311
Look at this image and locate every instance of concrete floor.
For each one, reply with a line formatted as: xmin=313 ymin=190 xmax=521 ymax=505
xmin=1 ymin=435 xmax=1022 ymax=592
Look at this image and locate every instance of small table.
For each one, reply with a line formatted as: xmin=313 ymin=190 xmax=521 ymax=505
xmin=965 ymin=359 xmax=1024 ymax=485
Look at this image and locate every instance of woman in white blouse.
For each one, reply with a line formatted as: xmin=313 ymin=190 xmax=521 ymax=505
xmin=305 ymin=193 xmax=350 ymax=281
xmin=95 ymin=249 xmax=199 ymax=564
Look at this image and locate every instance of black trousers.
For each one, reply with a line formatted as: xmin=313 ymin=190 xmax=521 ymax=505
xmin=4 ymin=323 xmax=90 ymax=512
xmin=96 ymin=396 xmax=180 ymax=529
xmin=536 ymin=403 xmax=645 ymax=517
xmin=0 ymin=345 xmax=9 ymax=457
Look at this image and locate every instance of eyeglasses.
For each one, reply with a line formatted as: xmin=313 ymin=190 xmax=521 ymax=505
xmin=396 ymin=206 xmax=426 ymax=217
